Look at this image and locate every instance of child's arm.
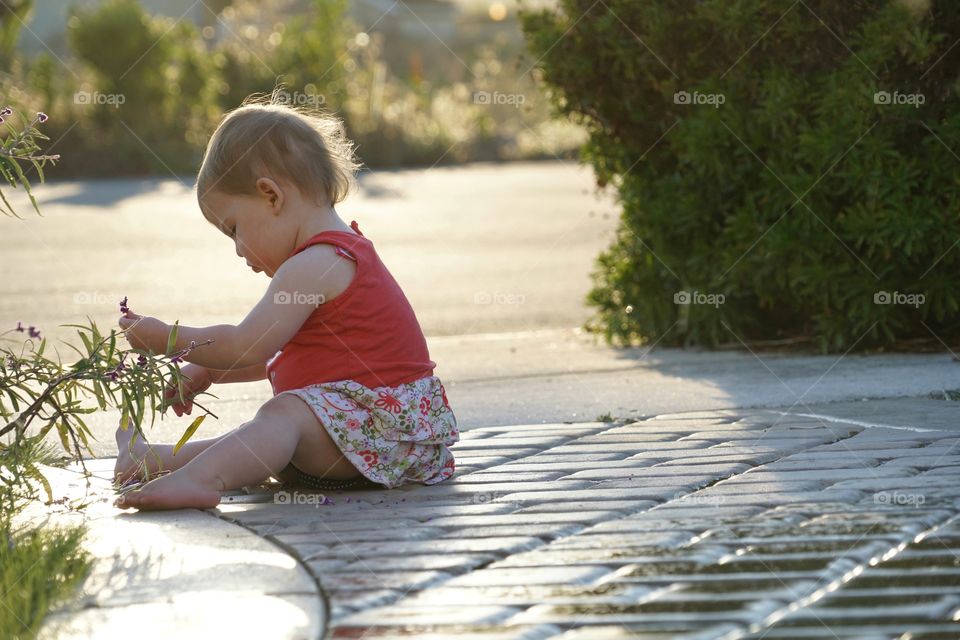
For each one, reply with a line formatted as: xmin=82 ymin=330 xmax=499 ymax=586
xmin=206 ymin=361 xmax=270 ymax=384
xmin=120 ymin=245 xmax=346 ymax=369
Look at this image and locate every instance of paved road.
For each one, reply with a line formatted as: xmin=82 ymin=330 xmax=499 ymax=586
xmin=0 ymin=161 xmax=620 ymax=341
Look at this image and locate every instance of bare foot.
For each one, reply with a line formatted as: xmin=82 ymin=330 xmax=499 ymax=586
xmin=114 ymin=469 xmax=222 ymax=510
xmin=113 ymin=421 xmax=156 ymax=486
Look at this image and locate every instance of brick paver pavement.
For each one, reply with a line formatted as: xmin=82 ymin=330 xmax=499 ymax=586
xmin=210 ymin=409 xmax=960 ymax=639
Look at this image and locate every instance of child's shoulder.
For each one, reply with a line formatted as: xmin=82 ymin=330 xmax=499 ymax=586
xmin=276 ymin=242 xmax=358 ymax=305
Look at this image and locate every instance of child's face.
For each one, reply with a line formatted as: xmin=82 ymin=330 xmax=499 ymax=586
xmin=199 ymin=188 xmax=291 ymax=277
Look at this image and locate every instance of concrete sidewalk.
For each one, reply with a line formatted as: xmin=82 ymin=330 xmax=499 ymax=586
xmin=32 ymin=461 xmax=326 ymax=640
xmin=36 ymin=394 xmax=960 ymax=639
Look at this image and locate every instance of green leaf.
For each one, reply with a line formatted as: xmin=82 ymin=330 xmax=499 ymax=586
xmin=23 ymin=461 xmax=53 ymax=503
xmin=136 ymin=390 xmax=145 ymax=427
xmin=166 ymin=321 xmax=179 ymax=355
xmin=172 ymin=414 xmax=205 ymax=455
xmin=78 ymin=330 xmax=93 ymax=356
xmin=56 ymin=420 xmax=71 ymax=452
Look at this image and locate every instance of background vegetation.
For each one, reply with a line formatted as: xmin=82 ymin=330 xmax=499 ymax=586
xmin=522 ymin=0 xmax=960 ymax=353
xmin=1 ymin=0 xmax=585 ymax=177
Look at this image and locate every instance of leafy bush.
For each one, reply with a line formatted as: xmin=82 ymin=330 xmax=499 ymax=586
xmin=60 ymin=0 xmax=220 ymax=175
xmin=1 ymin=437 xmax=90 ymax=640
xmin=522 ymin=0 xmax=960 ymax=352
xmin=2 ymin=0 xmax=584 ymax=177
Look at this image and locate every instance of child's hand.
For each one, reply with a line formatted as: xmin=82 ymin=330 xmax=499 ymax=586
xmin=118 ymin=309 xmax=169 ymax=353
xmin=162 ymin=363 xmax=212 ymax=416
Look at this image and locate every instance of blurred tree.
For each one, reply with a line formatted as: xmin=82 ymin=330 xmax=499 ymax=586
xmin=0 ymin=0 xmax=32 ymax=69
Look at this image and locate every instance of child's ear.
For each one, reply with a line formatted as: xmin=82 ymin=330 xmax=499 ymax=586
xmin=255 ymin=177 xmax=284 ymax=212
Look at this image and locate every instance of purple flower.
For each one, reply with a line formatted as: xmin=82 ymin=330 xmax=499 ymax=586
xmin=28 ymin=326 xmax=41 ymax=339
xmin=119 ymin=296 xmax=129 ymax=314
xmin=106 ymin=353 xmax=128 ymax=381
xmin=0 ymin=107 xmax=11 ymax=117
xmin=170 ymin=355 xmax=183 ymax=364
xmin=14 ymin=321 xmax=24 ymax=332
xmin=0 ymin=116 xmax=4 ymax=124
xmin=136 ymin=354 xmax=148 ymax=367
xmin=37 ymin=112 xmax=48 ymax=123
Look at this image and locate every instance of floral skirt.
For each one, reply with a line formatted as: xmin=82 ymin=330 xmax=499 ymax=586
xmin=275 ymin=375 xmax=459 ymax=489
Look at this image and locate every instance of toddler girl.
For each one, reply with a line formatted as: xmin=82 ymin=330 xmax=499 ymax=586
xmin=112 ymin=95 xmax=459 ymax=510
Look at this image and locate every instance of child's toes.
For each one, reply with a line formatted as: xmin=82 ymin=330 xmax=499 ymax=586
xmin=115 ymin=491 xmax=141 ymax=509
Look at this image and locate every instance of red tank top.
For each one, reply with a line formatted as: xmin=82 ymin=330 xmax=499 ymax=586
xmin=266 ymin=220 xmax=436 ymax=394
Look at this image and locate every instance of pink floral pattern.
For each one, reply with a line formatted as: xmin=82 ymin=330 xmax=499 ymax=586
xmin=375 ymin=391 xmax=403 ymax=414
xmin=278 ymin=375 xmax=458 ymax=488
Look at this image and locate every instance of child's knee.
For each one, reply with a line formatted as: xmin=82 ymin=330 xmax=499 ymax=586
xmin=255 ymin=394 xmax=310 ymax=425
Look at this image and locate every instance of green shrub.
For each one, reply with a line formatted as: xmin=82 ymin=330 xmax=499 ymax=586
xmin=212 ymin=0 xmax=348 ymax=111
xmin=522 ymin=0 xmax=960 ymax=352
xmin=3 ymin=0 xmax=584 ymax=177
xmin=61 ymin=0 xmax=220 ymax=175
xmin=0 ymin=0 xmax=32 ymax=69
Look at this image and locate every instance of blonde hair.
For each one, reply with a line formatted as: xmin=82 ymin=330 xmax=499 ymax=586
xmin=197 ymin=89 xmax=361 ymax=206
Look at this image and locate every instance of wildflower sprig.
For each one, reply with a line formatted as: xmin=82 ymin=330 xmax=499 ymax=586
xmin=0 ymin=107 xmax=59 ymax=218
xmin=0 ymin=297 xmax=218 ymax=502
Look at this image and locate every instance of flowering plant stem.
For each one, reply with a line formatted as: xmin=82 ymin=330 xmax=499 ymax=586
xmin=1 ymin=318 xmax=218 ymax=501
xmin=0 ymin=107 xmax=58 ymax=218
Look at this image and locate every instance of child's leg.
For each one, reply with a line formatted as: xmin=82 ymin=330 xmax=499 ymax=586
xmin=113 ymin=426 xmax=233 ymax=485
xmin=114 ymin=394 xmax=360 ymax=510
